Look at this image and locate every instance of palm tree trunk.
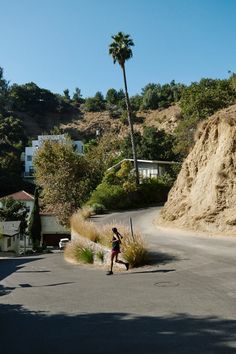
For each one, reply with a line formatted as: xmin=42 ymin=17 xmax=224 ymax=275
xmin=121 ymin=64 xmax=139 ymax=185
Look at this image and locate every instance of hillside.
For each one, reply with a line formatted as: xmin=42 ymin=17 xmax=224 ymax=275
xmin=158 ymin=104 xmax=236 ymax=235
xmin=57 ymin=105 xmax=181 ymax=140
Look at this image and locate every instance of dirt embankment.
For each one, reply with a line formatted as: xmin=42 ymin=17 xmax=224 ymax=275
xmin=158 ymin=105 xmax=236 ymax=235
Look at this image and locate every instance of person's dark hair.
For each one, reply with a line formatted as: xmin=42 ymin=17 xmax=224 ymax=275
xmin=112 ymin=227 xmax=117 ymax=233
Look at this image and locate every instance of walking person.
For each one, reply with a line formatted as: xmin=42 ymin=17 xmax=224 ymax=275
xmin=107 ymin=227 xmax=129 ymax=275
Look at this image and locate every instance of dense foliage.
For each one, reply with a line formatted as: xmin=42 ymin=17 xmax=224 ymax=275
xmin=174 ymin=78 xmax=236 ymax=157
xmin=0 ymin=198 xmax=28 ymax=235
xmin=28 ymin=188 xmax=41 ymax=249
xmin=0 ymin=113 xmax=26 ymax=196
xmin=83 ymin=81 xmax=184 ymax=114
xmin=120 ymin=127 xmax=179 ymax=161
xmin=33 ymin=139 xmax=95 ymax=226
xmin=88 ymin=160 xmax=173 ymax=210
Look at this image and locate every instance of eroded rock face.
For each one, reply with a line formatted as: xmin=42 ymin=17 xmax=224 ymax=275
xmin=159 ymin=105 xmax=236 ymax=235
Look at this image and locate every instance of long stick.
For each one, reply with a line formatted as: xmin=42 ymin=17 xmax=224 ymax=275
xmin=130 ymin=217 xmax=135 ymax=241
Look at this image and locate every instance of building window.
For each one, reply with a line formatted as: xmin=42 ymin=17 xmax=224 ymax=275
xmin=7 ymin=238 xmax=11 ymax=248
xmin=27 ymin=155 xmax=32 ymax=161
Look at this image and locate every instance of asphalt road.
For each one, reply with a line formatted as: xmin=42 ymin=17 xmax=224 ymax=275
xmin=1 ymin=207 xmax=236 ymax=354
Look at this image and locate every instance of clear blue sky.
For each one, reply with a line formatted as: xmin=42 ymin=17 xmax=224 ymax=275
xmin=1 ymin=0 xmax=236 ymax=98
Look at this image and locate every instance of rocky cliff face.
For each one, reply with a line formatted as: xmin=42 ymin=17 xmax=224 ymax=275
xmin=159 ymin=105 xmax=236 ymax=235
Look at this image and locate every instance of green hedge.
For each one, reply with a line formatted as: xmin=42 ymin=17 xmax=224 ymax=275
xmin=88 ymin=178 xmax=170 ymax=210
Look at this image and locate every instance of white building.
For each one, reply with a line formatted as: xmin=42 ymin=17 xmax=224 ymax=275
xmin=0 ymin=190 xmax=70 ymax=250
xmin=40 ymin=212 xmax=70 ymax=247
xmin=0 ymin=221 xmax=21 ymax=253
xmin=24 ymin=134 xmax=84 ymax=177
xmin=107 ymin=159 xmax=179 ymax=179
xmin=0 ymin=191 xmax=34 ymax=251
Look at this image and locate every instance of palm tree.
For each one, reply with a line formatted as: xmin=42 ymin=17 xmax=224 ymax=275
xmin=109 ymin=32 xmax=139 ymax=185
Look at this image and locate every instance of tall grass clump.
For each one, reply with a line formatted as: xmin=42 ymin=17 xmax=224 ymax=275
xmin=71 ymin=212 xmax=100 ymax=243
xmin=97 ymin=222 xmax=148 ymax=268
xmin=64 ymin=241 xmax=94 ymax=264
xmin=120 ymin=229 xmax=148 ymax=268
xmin=70 ymin=211 xmax=149 ymax=268
xmin=78 ymin=206 xmax=94 ymax=219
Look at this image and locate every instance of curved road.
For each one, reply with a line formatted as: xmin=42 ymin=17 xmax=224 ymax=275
xmin=1 ymin=207 xmax=236 ymax=354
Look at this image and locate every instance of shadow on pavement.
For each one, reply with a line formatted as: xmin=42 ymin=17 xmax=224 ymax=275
xmin=126 ymin=268 xmax=176 ymax=275
xmin=0 ymin=257 xmax=45 ymax=296
xmin=0 ymin=304 xmax=235 ymax=354
xmin=147 ymin=250 xmax=179 ymax=266
xmin=0 ymin=282 xmax=75 ymax=296
xmin=0 ymin=257 xmax=44 ymax=282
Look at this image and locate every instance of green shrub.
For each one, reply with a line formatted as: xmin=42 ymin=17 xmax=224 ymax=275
xmin=64 ymin=242 xmax=94 ymax=264
xmin=96 ymin=250 xmax=104 ymax=263
xmin=91 ymin=203 xmax=106 ymax=214
xmin=88 ymin=183 xmax=129 ymax=209
xmin=137 ymin=178 xmax=170 ymax=204
xmin=75 ymin=246 xmax=94 ymax=264
xmin=88 ymin=177 xmax=171 ymax=210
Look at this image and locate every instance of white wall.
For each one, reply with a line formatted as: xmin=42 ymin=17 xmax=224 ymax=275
xmin=0 ymin=235 xmax=20 ymax=252
xmin=25 ymin=146 xmax=35 ymax=175
xmin=41 ymin=215 xmax=69 ymax=234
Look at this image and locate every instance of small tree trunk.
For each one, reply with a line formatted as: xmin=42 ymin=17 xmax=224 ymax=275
xmin=122 ymin=64 xmax=139 ymax=185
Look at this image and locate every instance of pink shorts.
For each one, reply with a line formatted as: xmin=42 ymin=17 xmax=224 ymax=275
xmin=111 ymin=250 xmax=120 ymax=256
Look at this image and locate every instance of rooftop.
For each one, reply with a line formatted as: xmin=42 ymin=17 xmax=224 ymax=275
xmin=0 ymin=190 xmax=34 ymax=202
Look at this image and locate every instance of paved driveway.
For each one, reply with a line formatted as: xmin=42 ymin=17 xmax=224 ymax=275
xmin=1 ymin=207 xmax=236 ymax=354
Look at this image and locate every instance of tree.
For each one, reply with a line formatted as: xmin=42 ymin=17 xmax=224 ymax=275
xmin=0 ymin=67 xmax=9 ymax=114
xmin=28 ymin=188 xmax=41 ymax=249
xmin=84 ymin=132 xmax=120 ymax=188
xmin=109 ymin=32 xmax=139 ymax=185
xmin=106 ymin=88 xmax=119 ymax=105
xmin=34 ymin=139 xmax=93 ymax=226
xmin=84 ymin=91 xmax=106 ymax=112
xmin=0 ymin=197 xmax=28 ymax=236
xmin=140 ymin=127 xmax=178 ymax=161
xmin=63 ymin=89 xmax=70 ymax=101
xmin=180 ymin=78 xmax=235 ymax=120
xmin=72 ymin=87 xmax=83 ymax=104
xmin=0 ymin=114 xmax=25 ymax=196
xmin=175 ymin=78 xmax=236 ymax=157
xmin=120 ymin=127 xmax=178 ymax=161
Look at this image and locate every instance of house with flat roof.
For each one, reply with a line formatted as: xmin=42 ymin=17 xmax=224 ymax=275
xmin=107 ymin=158 xmax=178 ymax=179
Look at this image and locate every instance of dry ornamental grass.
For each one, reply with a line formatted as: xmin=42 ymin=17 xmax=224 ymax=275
xmin=68 ymin=211 xmax=148 ymax=268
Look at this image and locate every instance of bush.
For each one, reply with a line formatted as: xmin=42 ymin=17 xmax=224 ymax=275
xmin=88 ymin=183 xmax=129 ymax=209
xmin=119 ymin=228 xmax=148 ymax=268
xmin=137 ymin=178 xmax=171 ymax=204
xmin=96 ymin=250 xmax=104 ymax=263
xmin=65 ymin=242 xmax=94 ymax=264
xmin=78 ymin=206 xmax=94 ymax=219
xmin=76 ymin=246 xmax=94 ymax=264
xmin=88 ymin=177 xmax=171 ymax=211
xmin=91 ymin=203 xmax=106 ymax=214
